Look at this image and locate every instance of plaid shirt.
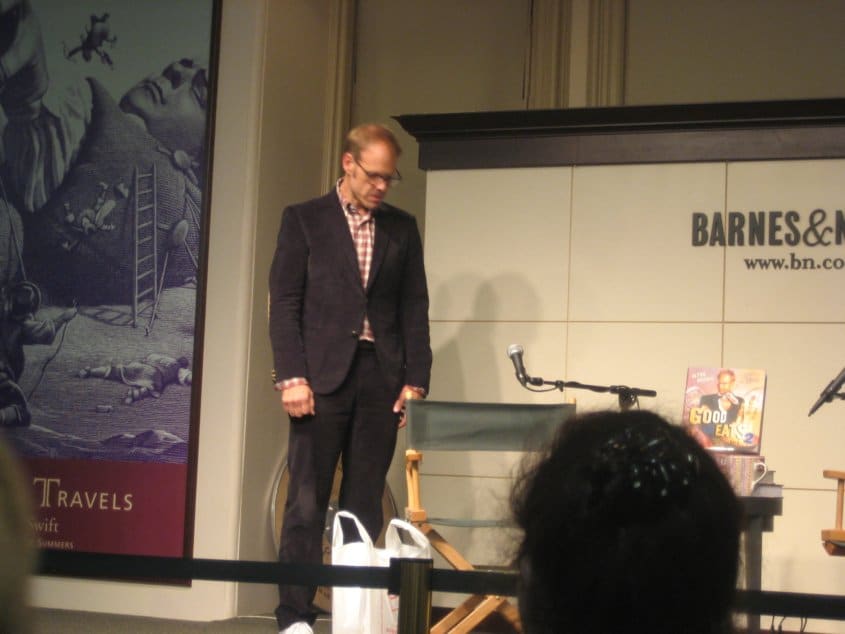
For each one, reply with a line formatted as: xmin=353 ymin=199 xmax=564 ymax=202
xmin=276 ymin=181 xmax=375 ymax=391
xmin=337 ymin=179 xmax=376 ymax=342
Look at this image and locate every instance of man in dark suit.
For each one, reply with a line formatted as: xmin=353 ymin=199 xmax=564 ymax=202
xmin=269 ymin=124 xmax=431 ymax=634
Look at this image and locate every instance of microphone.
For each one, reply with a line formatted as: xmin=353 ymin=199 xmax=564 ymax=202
xmin=507 ymin=344 xmax=528 ymax=386
xmin=808 ymin=366 xmax=845 ymax=416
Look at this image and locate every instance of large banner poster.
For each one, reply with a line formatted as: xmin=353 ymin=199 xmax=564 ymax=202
xmin=0 ymin=0 xmax=220 ymax=561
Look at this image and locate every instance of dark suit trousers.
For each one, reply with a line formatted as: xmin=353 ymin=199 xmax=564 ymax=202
xmin=275 ymin=342 xmax=399 ymax=629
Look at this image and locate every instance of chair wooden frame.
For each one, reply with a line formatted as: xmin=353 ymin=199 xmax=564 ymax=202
xmin=403 ymin=400 xmax=574 ymax=633
xmin=822 ymin=469 xmax=845 ymax=556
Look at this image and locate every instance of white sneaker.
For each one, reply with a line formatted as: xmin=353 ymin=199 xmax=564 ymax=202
xmin=279 ymin=622 xmax=313 ymax=634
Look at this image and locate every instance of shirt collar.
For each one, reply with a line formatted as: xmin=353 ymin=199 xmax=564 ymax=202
xmin=336 ymin=177 xmax=378 ymax=217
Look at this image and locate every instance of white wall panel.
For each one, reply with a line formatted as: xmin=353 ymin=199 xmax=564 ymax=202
xmin=429 ymin=320 xmax=567 ymax=405
xmin=569 ymin=163 xmax=727 ymax=321
xmin=566 ymin=322 xmax=724 ymax=420
xmin=426 ymin=168 xmax=572 ymax=322
xmin=724 ymin=160 xmax=845 ymax=322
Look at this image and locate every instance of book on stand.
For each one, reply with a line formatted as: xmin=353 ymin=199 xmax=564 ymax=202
xmin=681 ymin=367 xmax=767 ymax=454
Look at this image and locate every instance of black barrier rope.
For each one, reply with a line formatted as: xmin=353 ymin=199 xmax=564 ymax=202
xmin=37 ymin=551 xmax=391 ymax=589
xmin=37 ymin=550 xmax=845 ymax=622
xmin=37 ymin=550 xmax=517 ymax=596
xmin=736 ymin=590 xmax=845 ymax=621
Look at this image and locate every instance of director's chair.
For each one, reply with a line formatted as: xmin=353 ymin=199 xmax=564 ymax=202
xmin=822 ymin=469 xmax=845 ymax=556
xmin=404 ymin=400 xmax=575 ymax=633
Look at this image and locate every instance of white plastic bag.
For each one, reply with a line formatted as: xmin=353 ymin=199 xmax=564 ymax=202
xmin=332 ymin=511 xmax=378 ymax=634
xmin=332 ymin=511 xmax=431 ymax=634
xmin=378 ymin=519 xmax=432 ymax=633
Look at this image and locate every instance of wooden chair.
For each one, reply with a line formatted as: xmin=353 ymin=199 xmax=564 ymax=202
xmin=404 ymin=400 xmax=575 ymax=633
xmin=822 ymin=469 xmax=845 ymax=556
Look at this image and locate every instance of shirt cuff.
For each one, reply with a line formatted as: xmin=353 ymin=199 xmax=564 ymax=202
xmin=274 ymin=377 xmax=309 ymax=392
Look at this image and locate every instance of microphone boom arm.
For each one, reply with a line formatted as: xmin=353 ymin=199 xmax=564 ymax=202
xmin=506 ymin=343 xmax=656 ymax=410
xmin=526 ymin=376 xmax=657 ymax=411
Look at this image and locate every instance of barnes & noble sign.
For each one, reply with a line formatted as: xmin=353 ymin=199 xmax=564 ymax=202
xmin=691 ymin=208 xmax=845 ymax=271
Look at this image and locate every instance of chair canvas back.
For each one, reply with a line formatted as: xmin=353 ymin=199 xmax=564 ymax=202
xmin=405 ymin=400 xmax=575 ymax=452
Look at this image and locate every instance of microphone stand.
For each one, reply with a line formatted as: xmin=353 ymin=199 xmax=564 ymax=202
xmin=522 ymin=375 xmax=657 ymax=411
xmin=808 ymin=366 xmax=845 ymax=416
xmin=814 ymin=391 xmax=845 ymax=409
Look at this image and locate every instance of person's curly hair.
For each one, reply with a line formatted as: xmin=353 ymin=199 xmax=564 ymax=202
xmin=512 ymin=410 xmax=741 ymax=634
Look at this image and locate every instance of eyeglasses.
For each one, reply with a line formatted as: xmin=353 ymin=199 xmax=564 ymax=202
xmin=353 ymin=156 xmax=402 ymax=186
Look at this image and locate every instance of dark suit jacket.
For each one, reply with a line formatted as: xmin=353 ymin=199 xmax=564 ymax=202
xmin=269 ymin=191 xmax=431 ymax=395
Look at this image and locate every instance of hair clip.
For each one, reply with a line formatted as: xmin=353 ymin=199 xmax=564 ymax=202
xmin=591 ymin=427 xmax=700 ymax=517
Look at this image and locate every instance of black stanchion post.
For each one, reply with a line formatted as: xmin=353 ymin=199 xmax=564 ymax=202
xmin=396 ymin=557 xmax=432 ymax=634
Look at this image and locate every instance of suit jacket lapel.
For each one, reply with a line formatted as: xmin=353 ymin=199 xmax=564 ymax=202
xmin=324 ymin=194 xmax=361 ymax=285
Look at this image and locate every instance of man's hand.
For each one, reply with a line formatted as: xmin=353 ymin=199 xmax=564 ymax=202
xmin=719 ymin=393 xmax=738 ymax=410
xmin=393 ymin=385 xmax=424 ymax=429
xmin=281 ymin=383 xmax=315 ymax=419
